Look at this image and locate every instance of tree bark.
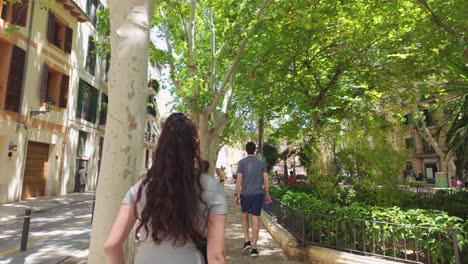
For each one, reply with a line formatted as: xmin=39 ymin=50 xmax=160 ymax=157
xmin=197 ymin=111 xmax=228 ymax=175
xmin=416 ymin=124 xmax=457 ymax=177
xmin=87 ymin=0 xmax=155 ymax=263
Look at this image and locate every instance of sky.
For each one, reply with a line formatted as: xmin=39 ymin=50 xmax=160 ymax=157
xmin=149 ymin=27 xmax=174 ymax=118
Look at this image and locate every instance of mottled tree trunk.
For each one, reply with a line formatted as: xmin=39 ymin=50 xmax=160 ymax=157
xmin=87 ymin=0 xmax=155 ymax=263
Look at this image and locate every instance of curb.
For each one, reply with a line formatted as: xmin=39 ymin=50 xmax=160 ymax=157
xmin=260 ymin=210 xmax=305 ymax=261
xmin=260 ymin=210 xmax=402 ymax=264
xmin=0 ymin=197 xmax=95 ymax=223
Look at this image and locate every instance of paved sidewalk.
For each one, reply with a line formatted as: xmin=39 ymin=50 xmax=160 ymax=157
xmin=1 ymin=185 xmax=300 ymax=263
xmin=0 ymin=192 xmax=95 ymax=222
xmin=223 ymin=183 xmax=303 ymax=263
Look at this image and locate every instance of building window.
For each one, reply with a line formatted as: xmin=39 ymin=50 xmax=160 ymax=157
xmin=99 ymin=93 xmax=108 ymax=125
xmin=86 ymin=0 xmax=99 ymax=26
xmin=47 ymin=12 xmax=73 ymax=53
xmin=405 ymin=161 xmax=413 ymax=171
xmin=404 ymin=138 xmax=414 ymax=150
xmin=0 ymin=0 xmax=29 ymax=27
xmin=423 ymin=109 xmax=434 ymax=126
xmin=102 ymin=54 xmax=110 ymax=82
xmin=85 ymin=37 xmax=96 ymax=75
xmin=77 ymin=131 xmax=87 ymax=157
xmin=76 ymin=79 xmax=99 ymax=123
xmin=403 ymin=113 xmax=412 ymax=125
xmin=39 ymin=64 xmax=69 ymax=109
xmin=423 ymin=139 xmax=435 ymax=154
xmin=3 ymin=45 xmax=26 ymax=112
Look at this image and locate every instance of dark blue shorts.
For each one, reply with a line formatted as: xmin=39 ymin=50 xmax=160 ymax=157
xmin=240 ymin=193 xmax=264 ymax=216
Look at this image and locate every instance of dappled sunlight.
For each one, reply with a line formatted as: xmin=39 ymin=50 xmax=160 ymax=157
xmin=223 ymin=185 xmax=301 ymax=263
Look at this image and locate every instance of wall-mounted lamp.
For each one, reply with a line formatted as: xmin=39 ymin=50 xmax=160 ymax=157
xmin=30 ymin=99 xmax=55 ymax=117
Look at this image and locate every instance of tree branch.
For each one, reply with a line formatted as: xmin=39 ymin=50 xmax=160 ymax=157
xmin=311 ymin=65 xmax=343 ymax=108
xmin=221 ymin=74 xmax=234 ymax=113
xmin=164 ymin=0 xmax=189 ymax=37
xmin=209 ymin=8 xmax=216 ymax=92
xmin=206 ymin=0 xmax=270 ymax=115
xmin=212 ymin=113 xmax=228 ymax=135
xmin=159 ymin=8 xmax=183 ymax=92
xmin=416 ymin=0 xmax=457 ymax=37
xmin=188 ymin=0 xmax=197 ymax=79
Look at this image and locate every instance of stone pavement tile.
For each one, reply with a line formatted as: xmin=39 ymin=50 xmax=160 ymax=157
xmin=223 ymin=183 xmax=304 ymax=264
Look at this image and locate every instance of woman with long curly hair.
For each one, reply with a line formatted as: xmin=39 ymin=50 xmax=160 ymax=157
xmin=104 ymin=113 xmax=227 ymax=264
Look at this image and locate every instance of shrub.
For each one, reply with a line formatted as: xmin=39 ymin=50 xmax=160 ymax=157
xmin=270 ymin=185 xmax=467 ymax=263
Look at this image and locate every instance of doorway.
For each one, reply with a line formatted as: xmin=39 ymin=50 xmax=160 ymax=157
xmin=425 ymin=163 xmax=437 ymax=183
xmin=74 ymin=159 xmax=87 ymax=192
xmin=22 ymin=142 xmax=49 ymax=199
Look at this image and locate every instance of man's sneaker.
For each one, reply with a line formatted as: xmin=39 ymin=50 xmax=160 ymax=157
xmin=242 ymin=241 xmax=251 ymax=251
xmin=251 ymin=248 xmax=259 ymax=257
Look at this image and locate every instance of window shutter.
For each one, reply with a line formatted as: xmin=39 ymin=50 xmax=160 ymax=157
xmin=1 ymin=4 xmax=8 ymax=20
xmin=11 ymin=0 xmax=28 ymax=27
xmin=86 ymin=0 xmax=91 ymax=16
xmin=39 ymin=63 xmax=48 ymax=102
xmin=76 ymin=79 xmax=85 ymax=119
xmin=47 ymin=12 xmax=55 ymax=43
xmin=5 ymin=46 xmax=26 ymax=112
xmin=60 ymin=75 xmax=69 ymax=108
xmin=90 ymin=88 xmax=98 ymax=124
xmin=86 ymin=37 xmax=96 ymax=75
xmin=64 ymin=26 xmax=73 ymax=53
xmin=407 ymin=113 xmax=413 ymax=124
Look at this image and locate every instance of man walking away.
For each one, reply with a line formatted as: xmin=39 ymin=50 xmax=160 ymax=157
xmin=234 ymin=142 xmax=271 ymax=258
xmin=78 ymin=166 xmax=87 ymax=192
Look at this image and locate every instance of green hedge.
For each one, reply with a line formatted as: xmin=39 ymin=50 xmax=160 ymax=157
xmin=271 ymin=185 xmax=467 ymax=263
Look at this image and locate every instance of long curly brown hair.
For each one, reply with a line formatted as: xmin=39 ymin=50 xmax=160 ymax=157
xmin=135 ymin=113 xmax=205 ymax=246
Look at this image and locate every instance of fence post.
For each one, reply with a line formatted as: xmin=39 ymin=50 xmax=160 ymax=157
xmin=301 ymin=211 xmax=305 ymax=243
xmin=452 ymin=229 xmax=461 ymax=264
xmin=20 ymin=208 xmax=31 ymax=251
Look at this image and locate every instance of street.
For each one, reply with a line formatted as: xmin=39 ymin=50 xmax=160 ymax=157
xmin=0 ymin=201 xmax=92 ymax=264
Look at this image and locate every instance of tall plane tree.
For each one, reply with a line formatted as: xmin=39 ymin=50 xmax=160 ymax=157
xmin=88 ymin=0 xmax=156 ymax=263
xmin=151 ymin=0 xmax=270 ymax=169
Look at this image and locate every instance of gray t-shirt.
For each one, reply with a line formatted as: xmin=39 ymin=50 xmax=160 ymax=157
xmin=237 ymin=156 xmax=267 ymax=195
xmin=122 ymin=174 xmax=227 ymax=264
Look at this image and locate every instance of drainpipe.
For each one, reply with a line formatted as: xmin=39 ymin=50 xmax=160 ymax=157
xmin=16 ymin=0 xmax=35 ymax=132
xmin=16 ymin=0 xmax=36 ymax=201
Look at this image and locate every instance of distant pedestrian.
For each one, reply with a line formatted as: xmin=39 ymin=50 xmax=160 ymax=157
xmin=78 ymin=166 xmax=87 ymax=192
xmin=219 ymin=166 xmax=226 ymax=187
xmin=234 ymin=142 xmax=271 ymax=258
xmin=288 ymin=174 xmax=297 ymax=185
xmin=451 ymin=177 xmax=462 ymax=187
xmin=416 ymin=171 xmax=423 ymax=181
xmin=273 ymin=171 xmax=279 ymax=185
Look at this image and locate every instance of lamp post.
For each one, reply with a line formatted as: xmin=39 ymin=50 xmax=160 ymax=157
xmin=30 ymin=99 xmax=55 ymax=117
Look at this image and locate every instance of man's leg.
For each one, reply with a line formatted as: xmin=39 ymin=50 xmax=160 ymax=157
xmin=241 ymin=212 xmax=250 ymax=242
xmin=251 ymin=215 xmax=260 ymax=249
xmin=240 ymin=195 xmax=252 ymax=251
xmin=250 ymin=193 xmax=264 ymax=254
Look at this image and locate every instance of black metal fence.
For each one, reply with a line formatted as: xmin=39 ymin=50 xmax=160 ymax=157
xmin=269 ymin=198 xmax=306 ymax=242
xmin=268 ymin=198 xmax=466 ymax=264
xmin=144 ymin=132 xmax=157 ymax=143
xmin=410 ymin=186 xmax=462 ymax=199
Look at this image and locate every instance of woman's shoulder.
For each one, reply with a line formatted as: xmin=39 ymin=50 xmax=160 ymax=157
xmin=200 ymin=174 xmax=220 ymax=190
